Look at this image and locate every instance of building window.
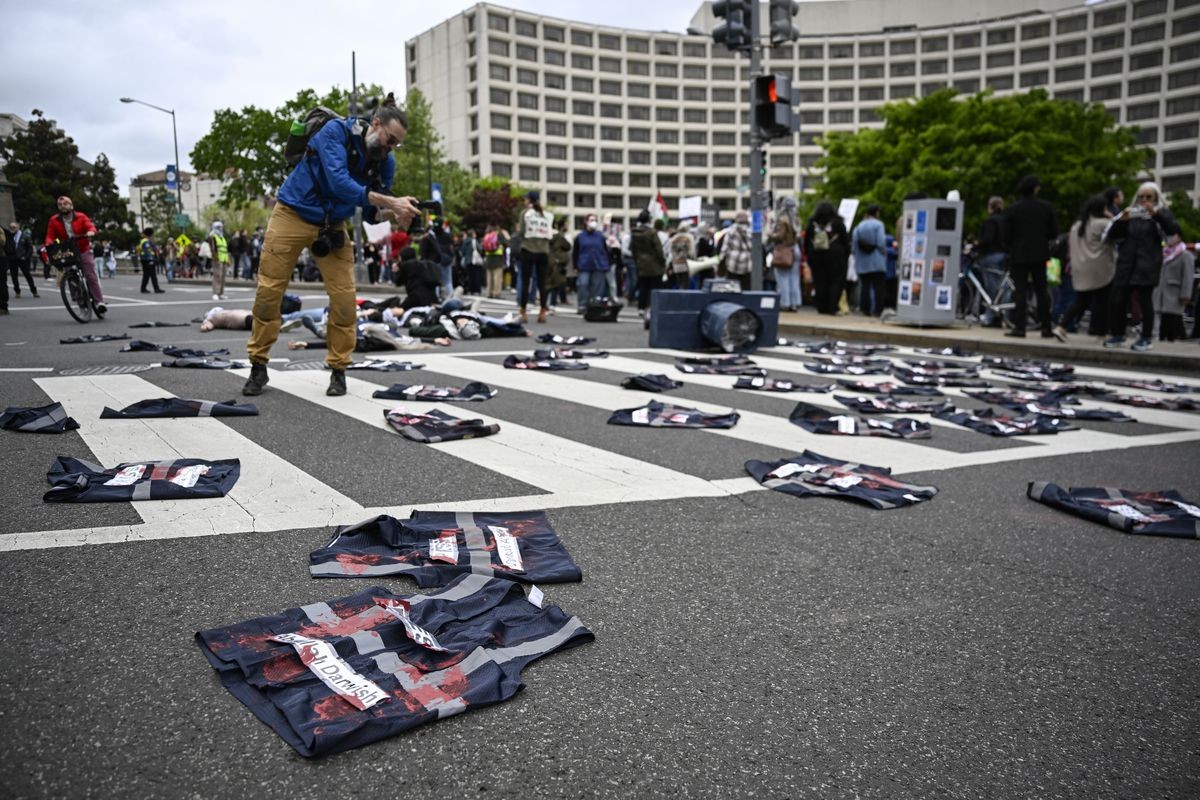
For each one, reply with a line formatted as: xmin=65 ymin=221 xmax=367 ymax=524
xmin=713 ymin=176 xmax=736 ymax=189
xmin=545 ymin=72 xmax=565 ymax=89
xmin=491 ymin=137 xmax=511 ymax=154
xmin=517 ymin=92 xmax=538 ymax=110
xmin=468 ymin=41 xmax=475 ymax=58
xmin=627 ymin=37 xmax=649 ymax=53
xmin=518 ymin=141 xmax=539 ymax=158
xmin=922 ymin=36 xmax=948 ymax=52
xmin=1126 ymin=101 xmax=1159 ymax=120
xmin=657 ymin=152 xmax=679 ymax=166
xmin=890 ymin=40 xmax=915 ymax=55
xmin=829 ymin=88 xmax=854 ymax=102
xmin=573 ymin=151 xmax=595 ymax=167
xmin=684 ymin=130 xmax=707 ymax=146
xmin=487 ymin=13 xmax=508 ymax=32
xmin=628 ymin=82 xmax=650 ymax=98
xmin=1093 ymin=58 xmax=1124 ymax=77
xmin=954 ymin=55 xmax=980 ymax=72
xmin=860 ymin=86 xmax=884 ymax=101
xmin=628 ymin=105 xmax=651 ymax=121
xmin=713 ymin=109 xmax=736 ymax=124
xmin=517 ymin=67 xmax=537 ymax=85
xmin=1132 ymin=0 xmax=1167 ymax=18
xmin=656 ymin=108 xmax=679 ymax=123
xmin=1056 ymin=65 xmax=1085 ymax=82
xmin=491 ymin=113 xmax=511 ymax=130
xmin=1022 ymin=21 xmax=1050 ymax=39
xmin=493 ymin=163 xmax=512 ymax=178
xmin=1167 ymin=95 xmax=1200 ymax=115
xmin=987 ymin=51 xmax=1014 ymax=68
xmin=546 ymin=120 xmax=567 ymax=137
xmin=573 ymin=100 xmax=594 ymax=116
xmin=1176 ymin=14 xmax=1200 ymax=36
xmin=684 ymin=42 xmax=706 ymax=57
xmin=544 ymin=49 xmax=565 ymax=66
xmin=572 ymin=123 xmax=594 ymax=138
xmin=860 ymin=64 xmax=885 ymax=79
xmin=655 ymin=40 xmax=677 ymax=56
xmin=797 ymin=44 xmax=823 ymax=59
xmin=572 ymin=53 xmax=593 ymax=70
xmin=1136 ymin=127 xmax=1159 ymax=145
xmin=922 ymin=59 xmax=948 ymax=75
xmin=488 ymin=39 xmax=509 ymax=57
xmin=684 ymin=175 xmax=708 ymax=189
xmin=629 ymin=128 xmax=651 ymax=143
xmin=1056 ymin=15 xmax=1086 ymax=34
xmin=600 ymin=103 xmax=622 ymax=119
xmin=600 ymin=81 xmax=622 ymax=97
xmin=599 ymin=57 xmax=621 ymax=73
xmin=516 ymin=44 xmax=537 ymax=62
xmin=796 ymin=66 xmax=823 ymax=81
xmin=543 ymin=25 xmax=564 ymax=42
xmin=955 ymin=32 xmax=981 ymax=48
xmin=713 ymin=153 xmax=736 ymax=167
xmin=922 ymin=81 xmax=946 ymax=95
xmin=466 ymin=14 xmax=475 ymax=33
xmin=1132 ymin=22 xmax=1166 ymax=45
xmin=860 ymin=41 xmax=884 ymax=57
xmin=890 ymin=62 xmax=916 ymax=77
xmin=655 ymin=63 xmax=678 ymax=78
xmin=600 ymin=125 xmax=622 ymax=140
xmin=987 ymin=75 xmax=1014 ymax=91
xmin=574 ymin=193 xmax=595 ymax=206
xmin=1170 ymin=68 xmax=1200 ymax=90
xmin=1090 ymin=84 xmax=1122 ymax=102
xmin=713 ymin=88 xmax=737 ymax=102
xmin=1164 ymin=121 xmax=1199 ymax=141
xmin=830 ymin=65 xmax=854 ymax=80
xmin=469 ymin=89 xmax=477 ymax=106
xmin=574 ymin=170 xmax=595 ymax=185
xmin=470 ymin=138 xmax=478 ymax=156
xmin=770 ymin=153 xmax=794 ymax=168
xmin=1092 ymin=32 xmax=1125 ymax=52
xmin=830 ymin=43 xmax=853 ymax=58
xmin=601 ymin=194 xmax=625 ymax=209
xmin=1055 ymin=89 xmax=1084 ymax=102
xmin=629 ymin=150 xmax=651 ymax=165
xmin=629 ymin=173 xmax=651 ymax=187
xmin=546 ymin=167 xmax=568 ymax=183
xmin=469 ymin=113 xmax=478 ymax=132
xmin=515 ymin=19 xmax=537 ymax=38
xmin=546 ymin=144 xmax=567 ymax=160
xmin=800 ymin=110 xmax=824 ymax=125
xmin=599 ymin=34 xmax=621 ymax=50
xmin=1021 ymin=46 xmax=1049 ymax=64
xmin=987 ymin=28 xmax=1015 ymax=45
xmin=1093 ymin=6 xmax=1127 ymax=27
xmin=713 ymin=131 xmax=736 ymax=145
xmin=829 ymin=109 xmax=854 ymax=124
xmin=953 ymin=78 xmax=980 ymax=93
xmin=1020 ymin=70 xmax=1048 ymax=88
xmin=628 ymin=60 xmax=650 ymax=76
xmin=1056 ymin=39 xmax=1086 ymax=59
xmin=659 ymin=175 xmax=679 ymax=188
xmin=656 ymin=85 xmax=678 ymax=100
xmin=546 ymin=191 xmax=568 ymax=206
xmin=546 ymin=97 xmax=566 ymax=113
xmin=572 ymin=76 xmax=593 ymax=93
xmin=519 ymin=165 xmax=540 ymax=183
xmin=601 ymin=150 xmax=623 ymax=164
xmin=571 ymin=29 xmax=592 ymax=46
xmin=489 ymin=88 xmax=510 ymax=106
xmin=1128 ymin=75 xmax=1163 ymax=96
xmin=1173 ymin=41 xmax=1200 ymax=63
xmin=684 ymin=108 xmax=707 ymax=124
xmin=712 ymin=66 xmax=736 ymax=81
xmin=771 ymin=176 xmax=795 ymax=190
xmin=891 ymin=84 xmax=916 ymax=99
xmin=1162 ymin=175 xmax=1197 ymax=193
xmin=684 ymin=65 xmax=706 ymax=80
xmin=684 ymin=87 xmax=706 ymax=103
xmin=1163 ymin=148 xmax=1197 ymax=167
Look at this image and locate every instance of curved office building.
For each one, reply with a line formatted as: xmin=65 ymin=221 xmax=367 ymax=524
xmin=406 ymin=0 xmax=1199 ymax=224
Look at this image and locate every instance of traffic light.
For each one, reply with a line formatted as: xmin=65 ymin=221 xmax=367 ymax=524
xmin=754 ymin=74 xmax=796 ymax=140
xmin=768 ymin=0 xmax=801 ymax=46
xmin=712 ymin=0 xmax=753 ymax=53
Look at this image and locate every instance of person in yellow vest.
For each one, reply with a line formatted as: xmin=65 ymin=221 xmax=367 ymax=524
xmin=137 ymin=227 xmax=165 ymax=293
xmin=207 ymin=220 xmax=231 ymax=300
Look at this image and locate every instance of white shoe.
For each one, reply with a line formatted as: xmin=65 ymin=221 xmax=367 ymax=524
xmin=212 ymin=294 xmax=221 ymax=301
xmin=218 ymin=294 xmax=227 ymax=300
xmin=280 ymin=318 xmax=302 ymax=332
xmin=468 ymin=298 xmax=482 ymax=314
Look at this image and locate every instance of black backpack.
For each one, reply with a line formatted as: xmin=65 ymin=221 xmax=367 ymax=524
xmin=284 ymin=108 xmax=384 ymax=185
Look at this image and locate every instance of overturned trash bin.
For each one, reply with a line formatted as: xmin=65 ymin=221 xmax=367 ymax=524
xmin=700 ymin=301 xmax=762 ymax=353
xmin=649 ymin=289 xmax=778 ymax=353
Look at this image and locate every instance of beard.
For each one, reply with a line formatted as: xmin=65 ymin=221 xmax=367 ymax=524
xmin=365 ymin=133 xmax=388 ymax=159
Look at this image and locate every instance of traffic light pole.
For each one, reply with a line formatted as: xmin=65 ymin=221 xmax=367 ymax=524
xmin=747 ymin=1 xmax=765 ymax=292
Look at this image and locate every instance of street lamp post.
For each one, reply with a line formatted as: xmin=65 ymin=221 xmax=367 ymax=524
xmin=119 ymin=97 xmax=184 ymax=228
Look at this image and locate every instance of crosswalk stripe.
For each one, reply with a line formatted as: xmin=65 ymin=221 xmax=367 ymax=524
xmin=234 ymin=367 xmax=731 ymax=514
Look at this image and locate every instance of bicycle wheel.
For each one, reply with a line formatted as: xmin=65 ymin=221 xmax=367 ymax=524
xmin=61 ymin=269 xmax=93 ymax=323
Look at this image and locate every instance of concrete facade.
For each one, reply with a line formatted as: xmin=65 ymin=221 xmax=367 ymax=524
xmin=126 ymin=169 xmax=232 ymax=230
xmin=405 ymin=0 xmax=1199 ymax=225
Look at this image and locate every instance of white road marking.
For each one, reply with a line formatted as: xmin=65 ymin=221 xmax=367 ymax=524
xmin=0 ymin=367 xmax=55 ymax=372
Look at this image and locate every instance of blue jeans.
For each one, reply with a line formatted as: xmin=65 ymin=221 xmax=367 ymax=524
xmin=577 ymin=270 xmax=610 ymax=309
xmin=776 ymin=264 xmax=801 ymax=309
xmin=438 ymin=263 xmax=454 ymax=300
xmin=283 ymin=307 xmax=326 ymax=336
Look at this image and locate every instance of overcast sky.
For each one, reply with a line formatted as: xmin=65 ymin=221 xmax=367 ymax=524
xmin=3 ymin=0 xmax=718 ymax=200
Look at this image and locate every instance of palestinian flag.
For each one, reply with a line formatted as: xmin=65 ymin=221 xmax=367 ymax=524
xmin=647 ymin=192 xmax=669 ymax=225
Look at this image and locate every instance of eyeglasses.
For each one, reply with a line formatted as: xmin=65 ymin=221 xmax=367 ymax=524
xmin=1136 ymin=193 xmax=1155 ymax=200
xmin=380 ymin=126 xmax=405 ymax=150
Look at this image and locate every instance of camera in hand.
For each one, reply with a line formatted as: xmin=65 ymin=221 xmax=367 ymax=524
xmin=407 ymin=200 xmax=443 ymax=235
xmin=310 ymin=225 xmax=346 ymax=258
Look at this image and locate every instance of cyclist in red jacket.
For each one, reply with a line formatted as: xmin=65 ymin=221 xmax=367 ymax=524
xmin=44 ymin=195 xmax=105 ymax=313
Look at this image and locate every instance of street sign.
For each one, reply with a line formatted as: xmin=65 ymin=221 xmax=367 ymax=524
xmin=736 ymin=183 xmax=750 ymax=194
xmin=175 ymin=233 xmax=193 ymax=250
xmin=165 ymin=164 xmax=178 ymax=191
xmin=751 ymin=210 xmax=764 ymax=234
xmin=174 ymin=213 xmax=191 ymax=229
xmin=431 ymin=183 xmax=443 ymax=204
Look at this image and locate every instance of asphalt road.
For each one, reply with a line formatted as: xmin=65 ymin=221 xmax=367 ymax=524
xmin=1 ymin=274 xmax=1198 ymax=799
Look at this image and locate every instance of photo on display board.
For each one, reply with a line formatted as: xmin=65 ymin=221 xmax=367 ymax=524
xmin=935 ymin=285 xmax=953 ymax=310
xmin=902 ymin=237 xmax=914 ymax=259
xmin=900 ymin=261 xmax=912 ymax=281
xmin=904 ymin=212 xmax=915 ymax=232
xmin=911 ymin=281 xmax=923 ymax=305
xmin=912 ymin=261 xmax=925 ymax=282
xmin=914 ymin=238 xmax=926 ymax=257
xmin=899 ymin=281 xmax=912 ymax=305
xmin=930 ymin=258 xmax=946 ymax=284
xmin=916 ymin=210 xmax=927 ymax=233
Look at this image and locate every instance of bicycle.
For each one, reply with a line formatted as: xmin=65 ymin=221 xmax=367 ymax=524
xmin=956 ymin=249 xmax=1042 ymax=330
xmin=43 ymin=237 xmax=104 ymax=323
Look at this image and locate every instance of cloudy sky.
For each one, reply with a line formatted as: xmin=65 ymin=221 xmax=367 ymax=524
xmin=3 ymin=1 xmax=716 ymax=199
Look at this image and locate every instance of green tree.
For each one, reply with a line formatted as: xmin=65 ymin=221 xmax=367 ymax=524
xmin=199 ymin=199 xmax=270 ymax=232
xmin=391 ymin=88 xmax=476 ymax=222
xmin=457 ymin=177 xmax=527 ymax=233
xmin=139 ymin=186 xmax=176 ymax=234
xmin=809 ymin=89 xmax=1147 ymax=234
xmin=1166 ymin=190 xmax=1200 ymax=243
xmin=0 ymin=109 xmax=86 ymax=230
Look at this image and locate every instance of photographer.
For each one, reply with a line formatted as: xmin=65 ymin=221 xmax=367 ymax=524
xmin=243 ymin=93 xmax=419 ymax=397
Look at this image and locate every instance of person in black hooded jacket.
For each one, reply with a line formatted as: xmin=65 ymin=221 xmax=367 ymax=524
xmin=804 ymin=201 xmax=849 ymax=315
xmin=393 ymin=246 xmax=442 ymax=309
xmin=1103 ymin=181 xmax=1180 ymax=352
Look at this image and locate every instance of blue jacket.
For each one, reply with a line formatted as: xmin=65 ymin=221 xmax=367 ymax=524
xmin=277 ymin=118 xmax=394 ymax=225
xmin=572 ymin=229 xmax=610 ymax=272
xmin=851 ymin=217 xmax=887 ymax=275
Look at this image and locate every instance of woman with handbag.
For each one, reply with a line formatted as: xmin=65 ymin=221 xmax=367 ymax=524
xmin=768 ymin=196 xmax=802 ymax=311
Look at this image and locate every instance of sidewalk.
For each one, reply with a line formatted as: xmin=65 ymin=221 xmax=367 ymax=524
xmin=776 ymin=306 xmax=1200 ymax=375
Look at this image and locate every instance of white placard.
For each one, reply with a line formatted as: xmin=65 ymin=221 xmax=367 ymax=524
xmin=489 ymin=525 xmax=525 ymax=571
xmin=679 ymin=195 xmax=702 ymax=220
xmin=837 ymin=198 xmax=860 ymax=231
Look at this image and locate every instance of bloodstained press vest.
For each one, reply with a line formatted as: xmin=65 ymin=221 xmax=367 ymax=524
xmin=504 ymin=355 xmax=589 ymax=371
xmin=384 ymin=408 xmax=499 ymax=443
xmin=620 ymin=374 xmax=683 ymax=393
xmin=834 ymin=394 xmax=954 ymax=415
xmin=195 ymin=573 xmax=593 ymax=757
xmin=1028 ymin=482 xmax=1200 ymax=539
xmin=0 ymin=402 xmax=80 ymax=433
xmin=608 ymin=400 xmax=739 ymax=429
xmin=536 ymin=334 xmax=596 ymax=345
xmin=745 ymin=451 xmax=938 ymax=509
xmin=371 ymin=383 xmax=497 ymax=402
xmin=100 ymin=398 xmax=259 ymax=418
xmin=934 ymin=408 xmax=1077 ymax=436
xmin=733 ymin=376 xmax=833 ymax=393
xmin=44 ymin=456 xmax=240 ymax=502
xmin=309 ymin=510 xmax=582 ymax=587
xmin=788 ymin=402 xmax=931 ymax=439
